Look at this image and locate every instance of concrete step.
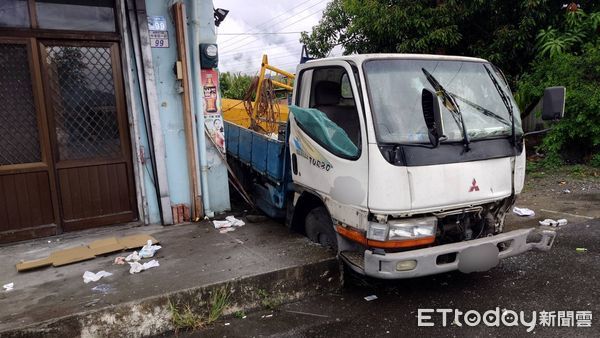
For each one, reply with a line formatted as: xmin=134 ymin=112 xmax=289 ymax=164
xmin=0 ymin=221 xmax=340 ymax=337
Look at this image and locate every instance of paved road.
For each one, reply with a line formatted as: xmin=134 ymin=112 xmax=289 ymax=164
xmin=192 ymin=219 xmax=599 ymax=337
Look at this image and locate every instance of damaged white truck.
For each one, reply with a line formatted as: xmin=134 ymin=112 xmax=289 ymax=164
xmin=224 ymin=54 xmax=566 ymax=279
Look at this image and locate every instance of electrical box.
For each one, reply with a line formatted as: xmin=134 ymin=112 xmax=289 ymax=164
xmin=200 ymin=43 xmax=218 ymax=69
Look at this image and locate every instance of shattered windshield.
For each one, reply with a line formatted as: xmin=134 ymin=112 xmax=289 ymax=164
xmin=363 ymin=59 xmax=523 ymax=144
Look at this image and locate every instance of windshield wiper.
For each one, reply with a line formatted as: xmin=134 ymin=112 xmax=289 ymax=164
xmin=450 ymin=94 xmax=511 ymax=127
xmin=483 ymin=64 xmax=516 ymax=145
xmin=421 ymin=68 xmax=470 ymax=152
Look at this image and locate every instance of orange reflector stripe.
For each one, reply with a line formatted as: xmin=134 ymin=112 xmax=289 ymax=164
xmin=335 ymin=225 xmax=435 ymax=249
xmin=335 ymin=225 xmax=367 ymax=246
xmin=368 ymin=236 xmax=435 ymax=249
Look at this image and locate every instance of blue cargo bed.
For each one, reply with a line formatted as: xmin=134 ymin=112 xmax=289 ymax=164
xmin=224 ymin=121 xmax=289 ymax=218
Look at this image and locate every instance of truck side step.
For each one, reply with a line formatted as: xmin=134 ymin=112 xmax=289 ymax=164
xmin=340 ymin=251 xmax=365 ymax=272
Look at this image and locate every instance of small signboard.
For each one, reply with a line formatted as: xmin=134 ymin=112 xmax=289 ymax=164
xmin=147 ymin=16 xmax=167 ymax=31
xmin=149 ymin=31 xmax=169 ymax=48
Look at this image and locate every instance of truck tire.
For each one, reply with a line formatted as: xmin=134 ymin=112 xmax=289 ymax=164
xmin=305 ymin=207 xmax=338 ymax=251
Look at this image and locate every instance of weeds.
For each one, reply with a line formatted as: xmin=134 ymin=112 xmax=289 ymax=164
xmin=207 ymin=286 xmax=231 ymax=324
xmin=168 ymin=299 xmax=205 ymax=332
xmin=257 ymin=289 xmax=283 ymax=310
xmin=168 ymin=285 xmax=232 ymax=332
xmin=233 ymin=310 xmax=246 ymax=318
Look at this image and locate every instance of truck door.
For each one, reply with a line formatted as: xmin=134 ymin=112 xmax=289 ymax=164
xmin=289 ymin=62 xmax=369 ymax=227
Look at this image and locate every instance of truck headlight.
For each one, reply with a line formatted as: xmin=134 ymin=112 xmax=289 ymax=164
xmin=367 ymin=223 xmax=388 ymax=241
xmin=387 ymin=217 xmax=437 ymax=241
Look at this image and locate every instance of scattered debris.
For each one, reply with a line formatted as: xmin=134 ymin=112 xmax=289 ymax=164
xmin=364 ymin=295 xmax=378 ymax=301
xmin=125 ymin=251 xmax=141 ymax=262
xmin=224 ymin=322 xmax=230 ymax=326
xmin=576 ymin=248 xmax=588 ymax=253
xmin=213 ymin=216 xmax=246 ymax=232
xmin=219 ymin=227 xmax=236 ymax=234
xmin=114 ymin=256 xmax=126 ymax=265
xmin=513 ymin=207 xmax=535 ymax=217
xmin=91 ymin=284 xmax=112 ymax=294
xmin=3 ymin=282 xmax=14 ymax=291
xmin=539 ymin=218 xmax=568 ymax=227
xmin=83 ymin=270 xmax=113 ymax=283
xmin=139 ymin=240 xmax=162 ymax=258
xmin=16 ymin=234 xmax=158 ymax=272
xmin=563 ymin=189 xmax=571 ymax=194
xmin=128 ymin=259 xmax=160 ymax=274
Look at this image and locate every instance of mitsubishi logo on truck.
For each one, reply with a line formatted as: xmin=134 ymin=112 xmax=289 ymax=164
xmin=469 ymin=178 xmax=480 ymax=192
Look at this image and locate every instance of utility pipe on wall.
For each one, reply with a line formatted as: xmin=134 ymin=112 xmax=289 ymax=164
xmin=190 ymin=0 xmax=212 ymax=216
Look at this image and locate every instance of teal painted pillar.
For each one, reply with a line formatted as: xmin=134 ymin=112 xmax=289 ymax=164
xmin=189 ymin=0 xmax=231 ymax=215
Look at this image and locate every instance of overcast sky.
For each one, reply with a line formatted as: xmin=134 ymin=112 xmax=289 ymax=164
xmin=214 ymin=0 xmax=336 ymax=75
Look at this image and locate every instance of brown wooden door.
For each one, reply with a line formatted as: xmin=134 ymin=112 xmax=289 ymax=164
xmin=0 ymin=37 xmax=60 ymax=243
xmin=39 ymin=40 xmax=137 ymax=231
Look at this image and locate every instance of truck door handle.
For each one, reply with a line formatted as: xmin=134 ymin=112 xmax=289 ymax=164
xmin=292 ymin=153 xmax=298 ymax=175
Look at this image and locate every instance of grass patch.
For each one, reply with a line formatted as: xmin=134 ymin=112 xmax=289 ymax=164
xmin=526 ymin=160 xmax=599 ymax=179
xmin=168 ymin=285 xmax=232 ymax=332
xmin=233 ymin=310 xmax=246 ymax=319
xmin=169 ymin=299 xmax=205 ymax=332
xmin=207 ymin=286 xmax=231 ymax=324
xmin=257 ymin=289 xmax=284 ymax=310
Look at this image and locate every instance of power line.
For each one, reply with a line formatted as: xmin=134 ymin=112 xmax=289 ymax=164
xmin=218 ymin=0 xmax=324 ymax=46
xmin=219 ymin=5 xmax=327 ymax=54
xmin=221 ymin=49 xmax=301 ymax=61
xmin=220 ymin=40 xmax=302 ymax=56
xmin=218 ymin=31 xmax=302 ymax=36
xmin=218 ymin=0 xmax=327 ymax=53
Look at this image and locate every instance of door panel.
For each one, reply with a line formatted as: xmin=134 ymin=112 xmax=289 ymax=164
xmin=290 ymin=62 xmax=370 ymax=229
xmin=40 ymin=41 xmax=136 ymax=231
xmin=0 ymin=38 xmax=58 ymax=243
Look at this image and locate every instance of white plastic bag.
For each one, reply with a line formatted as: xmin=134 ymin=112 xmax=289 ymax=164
xmin=83 ymin=270 xmax=112 ymax=283
xmin=139 ymin=240 xmax=162 ymax=258
xmin=128 ymin=259 xmax=159 ymax=274
xmin=125 ymin=251 xmax=141 ymax=262
xmin=513 ymin=207 xmax=535 ymax=217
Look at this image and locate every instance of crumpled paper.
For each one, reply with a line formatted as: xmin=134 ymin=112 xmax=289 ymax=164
xmin=125 ymin=251 xmax=141 ymax=262
xmin=513 ymin=207 xmax=535 ymax=217
xmin=213 ymin=216 xmax=245 ymax=230
xmin=139 ymin=240 xmax=161 ymax=258
xmin=539 ymin=218 xmax=567 ymax=227
xmin=83 ymin=270 xmax=113 ymax=283
xmin=128 ymin=259 xmax=160 ymax=274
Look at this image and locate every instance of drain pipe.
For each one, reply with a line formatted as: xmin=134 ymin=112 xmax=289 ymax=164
xmin=190 ymin=0 xmax=212 ymax=217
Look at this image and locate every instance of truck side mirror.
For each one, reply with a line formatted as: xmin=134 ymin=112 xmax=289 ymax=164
xmin=421 ymin=88 xmax=445 ymax=147
xmin=541 ymin=86 xmax=566 ymax=121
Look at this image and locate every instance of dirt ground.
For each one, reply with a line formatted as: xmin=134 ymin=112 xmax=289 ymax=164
xmin=506 ymin=164 xmax=600 ymax=231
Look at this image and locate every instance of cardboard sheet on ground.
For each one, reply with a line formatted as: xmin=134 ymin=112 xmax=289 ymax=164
xmin=16 ymin=234 xmax=158 ymax=272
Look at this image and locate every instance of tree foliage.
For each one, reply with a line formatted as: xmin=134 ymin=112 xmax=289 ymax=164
xmin=300 ymin=0 xmax=600 ymax=86
xmin=536 ymin=8 xmax=600 ymax=57
xmin=219 ymin=72 xmax=253 ymax=100
xmin=518 ymin=6 xmax=600 ymax=164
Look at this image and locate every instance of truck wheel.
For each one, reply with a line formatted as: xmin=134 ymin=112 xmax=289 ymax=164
xmin=305 ymin=207 xmax=338 ymax=251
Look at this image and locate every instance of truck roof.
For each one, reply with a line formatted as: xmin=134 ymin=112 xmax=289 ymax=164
xmin=306 ymin=53 xmax=488 ymax=64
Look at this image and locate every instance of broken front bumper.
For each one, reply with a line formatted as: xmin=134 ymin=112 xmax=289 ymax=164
xmin=340 ymin=228 xmax=555 ymax=279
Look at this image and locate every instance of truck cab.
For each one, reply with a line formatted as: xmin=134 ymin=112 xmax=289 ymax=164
xmin=284 ymin=54 xmax=563 ymax=279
